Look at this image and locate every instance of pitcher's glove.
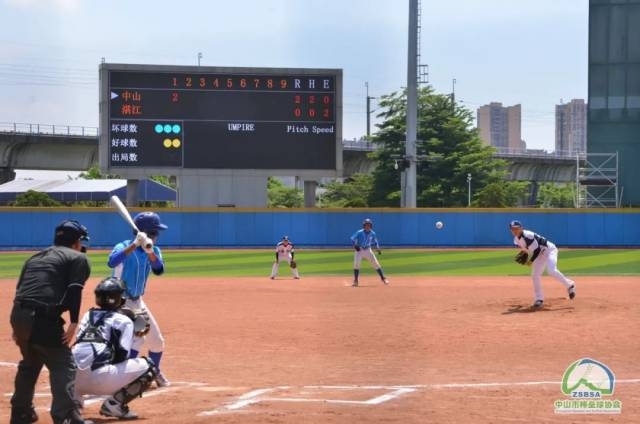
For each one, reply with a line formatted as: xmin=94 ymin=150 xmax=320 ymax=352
xmin=119 ymin=308 xmax=151 ymax=337
xmin=514 ymin=251 xmax=529 ymax=265
xmin=290 ymin=260 xmax=297 ymax=269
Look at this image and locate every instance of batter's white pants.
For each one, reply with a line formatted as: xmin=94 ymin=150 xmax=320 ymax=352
xmin=74 ymin=358 xmax=149 ymax=400
xmin=353 ymin=248 xmax=381 ymax=270
xmin=125 ymin=298 xmax=165 ymax=353
xmin=531 ymin=244 xmax=574 ymax=301
xmin=270 ymin=256 xmax=300 ymax=278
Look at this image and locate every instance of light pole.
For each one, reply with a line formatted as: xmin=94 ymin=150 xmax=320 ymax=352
xmin=467 ymin=173 xmax=472 ymax=207
xmin=197 ymin=52 xmax=203 ymax=66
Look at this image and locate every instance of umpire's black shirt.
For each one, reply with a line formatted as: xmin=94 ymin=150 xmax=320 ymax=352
xmin=14 ymin=245 xmax=91 ymax=325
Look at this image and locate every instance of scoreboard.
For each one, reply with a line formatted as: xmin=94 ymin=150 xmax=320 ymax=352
xmin=99 ymin=64 xmax=342 ymax=173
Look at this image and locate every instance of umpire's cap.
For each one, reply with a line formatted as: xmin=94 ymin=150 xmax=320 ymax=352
xmin=54 ymin=219 xmax=89 ymax=246
xmin=509 ymin=220 xmax=523 ymax=229
xmin=134 ymin=212 xmax=168 ymax=233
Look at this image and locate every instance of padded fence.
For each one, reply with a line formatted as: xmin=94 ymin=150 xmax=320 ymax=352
xmin=0 ymin=208 xmax=638 ymax=249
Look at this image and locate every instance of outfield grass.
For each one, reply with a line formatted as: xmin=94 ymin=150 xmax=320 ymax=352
xmin=0 ymin=249 xmax=637 ymax=279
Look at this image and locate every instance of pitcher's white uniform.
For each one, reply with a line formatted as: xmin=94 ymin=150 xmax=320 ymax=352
xmin=73 ymin=309 xmax=149 ymax=399
xmin=270 ymin=237 xmax=300 ymax=279
xmin=513 ymin=229 xmax=575 ymax=303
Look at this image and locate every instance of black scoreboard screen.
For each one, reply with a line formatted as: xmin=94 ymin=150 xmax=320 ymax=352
xmin=102 ymin=65 xmax=341 ymax=170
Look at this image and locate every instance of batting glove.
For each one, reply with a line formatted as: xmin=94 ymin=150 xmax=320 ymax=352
xmin=143 ymin=238 xmax=154 ymax=254
xmin=134 ymin=231 xmax=148 ymax=246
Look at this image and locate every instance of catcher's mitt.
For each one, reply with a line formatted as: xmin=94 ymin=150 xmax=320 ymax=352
xmin=290 ymin=260 xmax=297 ymax=269
xmin=514 ymin=251 xmax=529 ymax=265
xmin=119 ymin=308 xmax=151 ymax=337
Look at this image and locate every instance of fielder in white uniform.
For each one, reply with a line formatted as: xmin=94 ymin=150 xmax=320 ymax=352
xmin=509 ymin=220 xmax=576 ymax=308
xmin=270 ymin=236 xmax=300 ymax=279
xmin=73 ymin=277 xmax=157 ymax=420
xmin=350 ymin=218 xmax=389 ymax=287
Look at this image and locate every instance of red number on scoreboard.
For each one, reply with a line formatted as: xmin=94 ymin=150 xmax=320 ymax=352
xmin=309 ymin=95 xmax=316 ymax=104
xmin=212 ymin=78 xmax=219 ymax=88
xmin=172 ymin=92 xmax=179 ymax=103
xmin=226 ymin=78 xmax=233 ymax=88
xmin=172 ymin=77 xmax=177 ymax=87
xmin=199 ymin=77 xmax=206 ymax=88
xmin=308 ymin=108 xmax=316 ymax=118
xmin=323 ymin=108 xmax=330 ymax=119
xmin=253 ymin=78 xmax=260 ymax=88
xmin=240 ymin=78 xmax=247 ymax=88
xmin=323 ymin=95 xmax=331 ymax=105
xmin=294 ymin=95 xmax=301 ymax=104
xmin=280 ymin=79 xmax=287 ymax=89
xmin=294 ymin=108 xmax=302 ymax=118
xmin=267 ymin=79 xmax=273 ymax=89
xmin=186 ymin=77 xmax=192 ymax=87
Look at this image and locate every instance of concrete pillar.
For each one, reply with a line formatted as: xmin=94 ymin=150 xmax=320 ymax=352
xmin=0 ymin=168 xmax=16 ymax=184
xmin=126 ymin=179 xmax=139 ymax=207
xmin=303 ymin=180 xmax=318 ymax=208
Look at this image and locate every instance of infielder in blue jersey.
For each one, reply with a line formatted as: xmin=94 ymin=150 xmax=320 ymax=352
xmin=107 ymin=212 xmax=170 ymax=387
xmin=350 ymin=218 xmax=389 ymax=287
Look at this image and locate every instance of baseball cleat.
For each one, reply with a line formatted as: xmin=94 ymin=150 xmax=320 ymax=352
xmin=568 ymin=284 xmax=576 ymax=300
xmin=532 ymin=299 xmax=544 ymax=309
xmin=270 ymin=276 xmax=275 ymax=280
xmin=382 ymin=278 xmax=389 ymax=285
xmin=351 ymin=280 xmax=358 ymax=287
xmin=155 ymin=371 xmax=171 ymax=387
xmin=294 ymin=276 xmax=300 ymax=279
xmin=100 ymin=399 xmax=138 ymax=420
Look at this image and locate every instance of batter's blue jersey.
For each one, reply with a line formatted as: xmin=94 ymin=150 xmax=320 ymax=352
xmin=107 ymin=240 xmax=164 ymax=298
xmin=350 ymin=229 xmax=380 ymax=249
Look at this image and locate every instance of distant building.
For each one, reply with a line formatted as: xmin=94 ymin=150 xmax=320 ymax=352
xmin=477 ymin=102 xmax=524 ymax=151
xmin=555 ymin=99 xmax=587 ymax=154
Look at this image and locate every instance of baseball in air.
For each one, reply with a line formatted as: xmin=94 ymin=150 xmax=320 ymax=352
xmin=435 ymin=221 xmax=444 ymax=229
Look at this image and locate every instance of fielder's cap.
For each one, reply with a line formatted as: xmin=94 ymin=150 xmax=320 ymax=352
xmin=282 ymin=235 xmax=289 ymax=241
xmin=54 ymin=219 xmax=89 ymax=245
xmin=363 ymin=218 xmax=373 ymax=225
xmin=509 ymin=220 xmax=523 ymax=228
xmin=133 ymin=212 xmax=168 ymax=232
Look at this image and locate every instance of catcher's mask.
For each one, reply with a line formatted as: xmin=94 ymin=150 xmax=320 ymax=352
xmin=95 ymin=277 xmax=126 ymax=310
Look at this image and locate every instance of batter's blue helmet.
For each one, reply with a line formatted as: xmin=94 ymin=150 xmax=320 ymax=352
xmin=363 ymin=218 xmax=373 ymax=227
xmin=134 ymin=212 xmax=168 ymax=233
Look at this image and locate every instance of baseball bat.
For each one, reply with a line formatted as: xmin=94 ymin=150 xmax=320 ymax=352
xmin=110 ymin=195 xmax=152 ymax=249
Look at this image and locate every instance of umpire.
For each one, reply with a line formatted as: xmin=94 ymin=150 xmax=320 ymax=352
xmin=10 ymin=220 xmax=93 ymax=424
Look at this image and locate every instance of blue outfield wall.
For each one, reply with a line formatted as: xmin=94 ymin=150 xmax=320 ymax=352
xmin=0 ymin=208 xmax=639 ymax=249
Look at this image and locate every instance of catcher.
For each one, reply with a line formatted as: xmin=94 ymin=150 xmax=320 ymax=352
xmin=72 ymin=277 xmax=157 ymax=419
xmin=510 ymin=220 xmax=576 ymax=309
xmin=270 ymin=236 xmax=300 ymax=280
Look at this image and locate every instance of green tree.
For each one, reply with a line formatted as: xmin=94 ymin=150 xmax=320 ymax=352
xmin=537 ymin=183 xmax=576 ymax=208
xmin=319 ymin=173 xmax=373 ymax=207
xmin=473 ymin=179 xmax=530 ymax=207
xmin=267 ymin=177 xmax=303 ymax=208
xmin=78 ymin=164 xmax=120 ymax=180
xmin=369 ymin=86 xmax=525 ymax=207
xmin=12 ymin=190 xmax=61 ymax=206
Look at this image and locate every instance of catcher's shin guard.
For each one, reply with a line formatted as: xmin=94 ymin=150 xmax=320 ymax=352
xmin=113 ymin=357 xmax=158 ymax=405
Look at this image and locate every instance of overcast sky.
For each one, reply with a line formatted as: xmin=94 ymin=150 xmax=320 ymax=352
xmin=1 ymin=0 xmax=588 ymax=166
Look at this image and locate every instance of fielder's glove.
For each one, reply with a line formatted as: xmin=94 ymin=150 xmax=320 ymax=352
xmin=514 ymin=251 xmax=529 ymax=265
xmin=290 ymin=260 xmax=297 ymax=269
xmin=119 ymin=308 xmax=151 ymax=337
xmin=354 ymin=245 xmax=361 ymax=252
xmin=377 ymin=249 xmax=382 ymax=255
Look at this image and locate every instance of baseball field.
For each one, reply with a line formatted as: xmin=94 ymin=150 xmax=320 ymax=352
xmin=1 ymin=248 xmax=639 ymax=423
